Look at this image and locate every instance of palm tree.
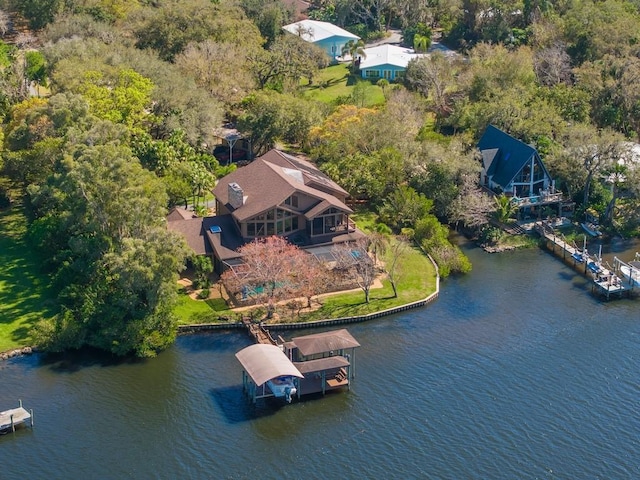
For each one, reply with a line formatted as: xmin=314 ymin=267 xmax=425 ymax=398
xmin=413 ymin=34 xmax=430 ymax=53
xmin=341 ymin=39 xmax=366 ymax=73
xmin=494 ymin=194 xmax=518 ymax=222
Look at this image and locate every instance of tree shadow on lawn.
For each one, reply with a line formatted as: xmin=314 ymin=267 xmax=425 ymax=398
xmin=0 ymin=207 xmax=58 ymax=345
xmin=205 ymin=297 xmax=228 ymax=311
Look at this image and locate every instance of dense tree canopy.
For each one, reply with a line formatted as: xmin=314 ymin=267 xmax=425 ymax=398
xmin=3 ymin=0 xmax=640 ymax=356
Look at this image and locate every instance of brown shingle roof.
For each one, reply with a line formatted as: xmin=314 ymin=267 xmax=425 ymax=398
xmin=167 ymin=207 xmax=196 ymax=221
xmin=212 ymin=149 xmax=352 ymax=224
xmin=260 ymin=149 xmax=349 ymax=197
xmin=166 ymin=217 xmax=210 ymax=255
xmin=203 ymin=215 xmax=245 ymax=261
xmin=213 ymin=159 xmax=297 ymax=222
xmin=291 ymin=329 xmax=361 ymax=356
xmin=166 ymin=214 xmax=244 ymax=259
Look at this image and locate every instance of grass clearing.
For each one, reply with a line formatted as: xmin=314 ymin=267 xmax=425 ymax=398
xmin=302 ymin=64 xmax=386 ymax=106
xmin=0 ymin=204 xmax=57 ymax=352
xmin=174 ymin=289 xmax=231 ymax=324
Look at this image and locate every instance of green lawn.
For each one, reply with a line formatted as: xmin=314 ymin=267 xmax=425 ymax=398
xmin=0 ymin=205 xmax=57 ymax=352
xmin=174 ymin=290 xmax=231 ymax=324
xmin=302 ymin=64 xmax=386 ymax=107
xmin=295 ymin=241 xmax=437 ymax=322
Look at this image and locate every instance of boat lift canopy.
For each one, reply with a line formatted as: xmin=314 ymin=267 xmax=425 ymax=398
xmin=235 ymin=344 xmax=303 ymax=386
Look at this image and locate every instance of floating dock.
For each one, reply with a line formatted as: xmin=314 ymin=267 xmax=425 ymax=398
xmin=535 ymin=222 xmax=636 ymax=300
xmin=0 ymin=400 xmax=33 ymax=433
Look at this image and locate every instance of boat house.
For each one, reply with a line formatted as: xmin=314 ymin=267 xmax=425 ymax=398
xmin=236 ymin=329 xmax=360 ymax=403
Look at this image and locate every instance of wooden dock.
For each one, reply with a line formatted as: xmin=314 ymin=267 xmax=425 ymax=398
xmin=0 ymin=400 xmax=33 ymax=433
xmin=535 ymin=222 xmax=634 ymax=299
xmin=242 ymin=317 xmax=278 ymax=345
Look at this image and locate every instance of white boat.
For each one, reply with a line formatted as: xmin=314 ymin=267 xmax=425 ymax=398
xmin=581 ymin=222 xmax=602 ymax=237
xmin=619 ymin=261 xmax=640 ymax=287
xmin=266 ymin=376 xmax=297 ymax=403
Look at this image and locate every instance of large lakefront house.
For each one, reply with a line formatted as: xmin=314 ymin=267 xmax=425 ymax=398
xmin=168 ymin=149 xmax=364 ymax=273
xmin=478 ymin=125 xmax=573 ymax=220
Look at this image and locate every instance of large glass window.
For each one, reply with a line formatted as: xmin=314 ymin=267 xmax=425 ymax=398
xmin=245 ymin=208 xmax=300 ymax=238
xmin=310 ymin=209 xmax=348 ymax=236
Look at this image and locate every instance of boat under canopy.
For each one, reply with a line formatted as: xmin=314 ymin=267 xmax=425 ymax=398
xmin=235 ymin=344 xmax=303 ymax=387
xmin=235 ymin=344 xmax=303 ymax=403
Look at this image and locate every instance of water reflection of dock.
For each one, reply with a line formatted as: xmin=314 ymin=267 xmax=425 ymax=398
xmin=535 ymin=222 xmax=636 ymax=300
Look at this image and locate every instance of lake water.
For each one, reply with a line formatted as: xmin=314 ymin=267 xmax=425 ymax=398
xmin=2 ymin=239 xmax=639 ymax=479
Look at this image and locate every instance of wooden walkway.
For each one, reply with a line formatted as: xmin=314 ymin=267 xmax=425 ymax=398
xmin=242 ymin=317 xmax=277 ymax=345
xmin=1 ymin=401 xmax=33 ymax=433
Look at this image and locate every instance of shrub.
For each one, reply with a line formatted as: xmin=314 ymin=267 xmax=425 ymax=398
xmin=197 ymin=288 xmax=210 ymax=300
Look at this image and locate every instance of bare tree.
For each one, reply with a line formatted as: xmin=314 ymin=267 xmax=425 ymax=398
xmin=447 ymin=173 xmax=494 ymax=230
xmin=222 ymin=236 xmax=306 ymax=318
xmin=534 ymin=43 xmax=572 ymax=86
xmin=332 ymin=238 xmax=376 ymax=303
xmin=292 ymin=254 xmax=329 ymax=308
xmin=0 ymin=9 xmax=11 ymax=37
xmin=222 ymin=236 xmax=331 ymax=317
xmin=386 ymin=235 xmax=408 ymax=298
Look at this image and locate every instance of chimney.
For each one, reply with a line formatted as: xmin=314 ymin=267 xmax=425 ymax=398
xmin=228 ymin=182 xmax=244 ymax=209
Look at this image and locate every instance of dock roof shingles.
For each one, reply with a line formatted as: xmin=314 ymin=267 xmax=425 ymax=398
xmin=292 ymin=329 xmax=361 ymax=356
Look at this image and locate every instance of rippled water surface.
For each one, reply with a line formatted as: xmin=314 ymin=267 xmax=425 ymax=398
xmin=2 ymin=241 xmax=639 ymax=479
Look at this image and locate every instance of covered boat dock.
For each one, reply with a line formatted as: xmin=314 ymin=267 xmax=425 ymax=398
xmin=235 ymin=344 xmax=303 ymax=403
xmin=283 ymin=329 xmax=360 ymax=398
xmin=235 ymin=328 xmax=361 ymax=403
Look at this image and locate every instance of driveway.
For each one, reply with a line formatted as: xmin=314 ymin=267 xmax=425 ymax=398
xmin=366 ymin=29 xmax=403 ymax=47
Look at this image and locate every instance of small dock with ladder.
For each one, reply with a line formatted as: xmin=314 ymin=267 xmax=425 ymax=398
xmin=1 ymin=400 xmax=33 ymax=434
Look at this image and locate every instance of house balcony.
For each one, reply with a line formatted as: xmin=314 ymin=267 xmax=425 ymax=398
xmin=511 ymin=192 xmax=564 ymax=207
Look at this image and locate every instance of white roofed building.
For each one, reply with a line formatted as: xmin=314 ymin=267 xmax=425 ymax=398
xmin=282 ymin=19 xmax=360 ymax=62
xmin=359 ymin=44 xmax=425 ymax=81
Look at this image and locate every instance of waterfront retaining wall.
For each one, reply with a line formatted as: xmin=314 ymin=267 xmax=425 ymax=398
xmin=179 ymin=255 xmax=441 ymax=334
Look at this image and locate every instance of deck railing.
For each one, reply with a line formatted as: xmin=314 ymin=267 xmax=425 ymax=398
xmin=512 ymin=192 xmax=563 ymax=206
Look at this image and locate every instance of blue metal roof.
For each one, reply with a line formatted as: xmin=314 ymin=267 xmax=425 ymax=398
xmin=478 ymin=125 xmax=538 ymax=188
